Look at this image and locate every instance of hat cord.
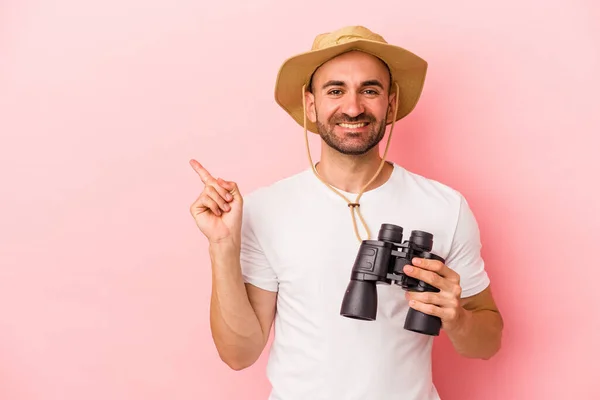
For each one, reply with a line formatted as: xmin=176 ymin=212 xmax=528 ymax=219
xmin=301 ymin=82 xmax=400 ymax=243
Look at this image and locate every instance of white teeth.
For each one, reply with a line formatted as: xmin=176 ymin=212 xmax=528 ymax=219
xmin=339 ymin=123 xmax=366 ymax=128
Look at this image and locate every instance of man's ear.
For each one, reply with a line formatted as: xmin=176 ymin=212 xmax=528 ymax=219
xmin=386 ymin=90 xmax=398 ymax=124
xmin=305 ymin=91 xmax=317 ymax=123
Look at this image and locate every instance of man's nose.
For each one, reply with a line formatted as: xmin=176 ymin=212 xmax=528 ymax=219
xmin=340 ymin=92 xmax=365 ymax=118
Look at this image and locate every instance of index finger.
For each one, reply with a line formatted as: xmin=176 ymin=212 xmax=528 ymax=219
xmin=189 ymin=159 xmax=214 ymax=184
xmin=412 ymin=258 xmax=459 ymax=282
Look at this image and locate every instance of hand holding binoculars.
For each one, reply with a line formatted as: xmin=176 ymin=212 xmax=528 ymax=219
xmin=340 ymin=223 xmax=446 ymax=336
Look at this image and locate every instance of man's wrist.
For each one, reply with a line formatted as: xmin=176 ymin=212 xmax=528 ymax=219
xmin=445 ymin=307 xmax=473 ymax=338
xmin=209 ymin=238 xmax=240 ymax=265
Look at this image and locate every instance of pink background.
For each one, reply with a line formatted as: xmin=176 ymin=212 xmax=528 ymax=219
xmin=1 ymin=1 xmax=599 ymax=399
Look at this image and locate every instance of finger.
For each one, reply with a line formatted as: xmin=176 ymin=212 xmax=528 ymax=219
xmin=200 ymin=193 xmax=221 ymax=216
xmin=411 ymin=258 xmax=460 ymax=284
xmin=190 ymin=194 xmax=216 ymax=216
xmin=205 ymin=185 xmax=231 ymax=212
xmin=211 ymin=179 xmax=234 ymax=202
xmin=403 ymin=264 xmax=451 ymax=291
xmin=405 ymin=291 xmax=444 ymax=307
xmin=407 ymin=299 xmax=443 ymax=319
xmin=189 ymin=159 xmax=215 ymax=184
xmin=406 ymin=290 xmax=460 ymax=309
xmin=216 ymin=177 xmax=232 ymax=190
xmin=217 ymin=178 xmax=242 ymax=201
xmin=190 ymin=196 xmax=206 ymax=216
xmin=409 ymin=299 xmax=460 ymax=323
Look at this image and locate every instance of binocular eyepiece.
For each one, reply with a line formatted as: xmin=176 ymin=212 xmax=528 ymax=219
xmin=340 ymin=223 xmax=445 ymax=336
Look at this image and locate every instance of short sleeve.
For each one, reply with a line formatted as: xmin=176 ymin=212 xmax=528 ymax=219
xmin=240 ymin=201 xmax=279 ymax=292
xmin=444 ymin=194 xmax=490 ymax=298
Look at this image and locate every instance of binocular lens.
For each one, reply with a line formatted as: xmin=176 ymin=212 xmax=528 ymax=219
xmin=340 ymin=280 xmax=377 ymax=321
xmin=409 ymin=230 xmax=433 ymax=251
xmin=377 ymin=224 xmax=403 ymax=243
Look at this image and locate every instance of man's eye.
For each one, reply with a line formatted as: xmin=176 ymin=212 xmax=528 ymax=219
xmin=328 ymin=89 xmax=343 ymax=95
xmin=364 ymin=90 xmax=379 ymax=95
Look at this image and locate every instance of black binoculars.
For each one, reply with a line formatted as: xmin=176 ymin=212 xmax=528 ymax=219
xmin=340 ymin=223 xmax=445 ymax=336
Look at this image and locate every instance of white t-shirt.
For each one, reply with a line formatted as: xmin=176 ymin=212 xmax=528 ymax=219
xmin=240 ymin=161 xmax=490 ymax=400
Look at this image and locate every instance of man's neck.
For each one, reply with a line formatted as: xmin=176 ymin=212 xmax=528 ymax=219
xmin=315 ymin=146 xmax=393 ymax=194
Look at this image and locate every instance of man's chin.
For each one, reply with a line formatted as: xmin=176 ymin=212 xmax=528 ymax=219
xmin=331 ymin=144 xmax=374 ymax=156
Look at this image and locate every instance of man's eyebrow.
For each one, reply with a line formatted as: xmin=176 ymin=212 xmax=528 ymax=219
xmin=320 ymin=79 xmax=385 ymax=90
xmin=321 ymin=80 xmax=346 ymax=89
xmin=361 ymin=80 xmax=384 ymax=89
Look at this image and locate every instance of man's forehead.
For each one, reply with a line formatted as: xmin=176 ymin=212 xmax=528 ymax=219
xmin=310 ymin=51 xmax=391 ymax=87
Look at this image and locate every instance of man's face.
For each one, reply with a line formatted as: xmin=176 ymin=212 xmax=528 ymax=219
xmin=305 ymin=51 xmax=396 ymax=156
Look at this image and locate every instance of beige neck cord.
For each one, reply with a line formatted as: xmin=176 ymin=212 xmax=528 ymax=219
xmin=301 ymin=82 xmax=401 ymax=243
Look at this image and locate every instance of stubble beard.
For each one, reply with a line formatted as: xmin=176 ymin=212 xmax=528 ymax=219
xmin=316 ymin=111 xmax=387 ymax=156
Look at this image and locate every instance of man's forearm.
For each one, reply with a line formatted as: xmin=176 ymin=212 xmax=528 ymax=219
xmin=209 ymin=241 xmax=264 ymax=370
xmin=446 ymin=308 xmax=503 ymax=359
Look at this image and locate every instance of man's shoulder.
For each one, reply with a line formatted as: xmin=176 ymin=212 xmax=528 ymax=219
xmin=396 ymin=164 xmax=463 ymax=204
xmin=243 ymin=167 xmax=312 ymax=207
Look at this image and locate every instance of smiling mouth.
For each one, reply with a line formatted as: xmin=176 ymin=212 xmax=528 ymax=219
xmin=337 ymin=122 xmax=369 ymax=129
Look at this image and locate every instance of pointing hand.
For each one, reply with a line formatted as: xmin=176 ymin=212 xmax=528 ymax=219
xmin=189 ymin=159 xmax=243 ymax=246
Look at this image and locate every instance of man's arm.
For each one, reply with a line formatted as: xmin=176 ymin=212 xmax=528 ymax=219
xmin=447 ymin=285 xmax=503 ymax=359
xmin=187 ymin=159 xmax=277 ymax=371
xmin=209 ymin=241 xmax=277 ymax=370
xmin=403 ymin=258 xmax=503 ymax=360
xmin=402 ymin=192 xmax=503 ymax=359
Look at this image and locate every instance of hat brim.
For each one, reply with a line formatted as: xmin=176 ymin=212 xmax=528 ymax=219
xmin=274 ymin=39 xmax=428 ymax=134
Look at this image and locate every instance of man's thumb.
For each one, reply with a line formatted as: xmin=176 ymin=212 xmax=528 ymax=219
xmin=217 ymin=178 xmax=242 ymax=200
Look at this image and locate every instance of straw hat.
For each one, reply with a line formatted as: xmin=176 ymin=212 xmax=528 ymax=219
xmin=274 ymin=25 xmax=428 ymax=134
